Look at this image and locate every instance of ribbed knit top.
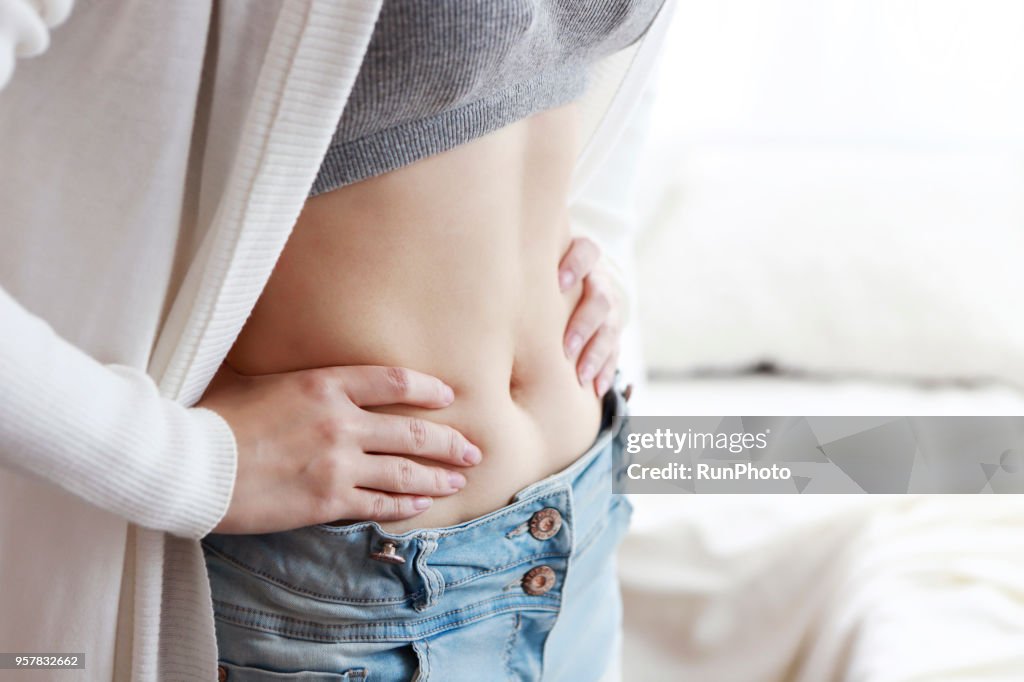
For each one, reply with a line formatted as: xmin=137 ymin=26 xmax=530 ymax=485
xmin=309 ymin=0 xmax=666 ymax=196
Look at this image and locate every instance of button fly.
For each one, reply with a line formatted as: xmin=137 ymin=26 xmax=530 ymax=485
xmin=370 ymin=540 xmax=406 ymax=564
xmin=528 ymin=508 xmax=562 ymax=540
xmin=522 ymin=565 xmax=556 ymax=595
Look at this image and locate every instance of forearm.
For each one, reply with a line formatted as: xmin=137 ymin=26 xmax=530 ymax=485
xmin=0 ymin=287 xmax=237 ymax=539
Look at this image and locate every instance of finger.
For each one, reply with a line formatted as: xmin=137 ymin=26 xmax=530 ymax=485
xmin=359 ymin=411 xmax=482 ymax=466
xmin=356 ymin=454 xmax=466 ymax=496
xmin=577 ymin=324 xmax=617 ymax=387
xmin=339 ymin=366 xmax=455 ymax=408
xmin=349 ymin=489 xmax=434 ymax=521
xmin=564 ymin=276 xmax=612 ymax=361
xmin=557 ymin=237 xmax=600 ymax=291
xmin=594 ymin=352 xmax=619 ymax=398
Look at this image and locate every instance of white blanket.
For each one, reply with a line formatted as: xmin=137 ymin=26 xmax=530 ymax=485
xmin=619 ymin=378 xmax=1024 ymax=681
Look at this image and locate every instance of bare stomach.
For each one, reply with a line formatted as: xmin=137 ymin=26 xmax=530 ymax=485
xmin=225 ymin=102 xmax=604 ymax=533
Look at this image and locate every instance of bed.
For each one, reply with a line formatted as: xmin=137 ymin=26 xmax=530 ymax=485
xmin=617 ymin=375 xmax=1024 ymax=681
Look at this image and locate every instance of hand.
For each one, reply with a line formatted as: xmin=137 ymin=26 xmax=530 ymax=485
xmin=558 ymin=236 xmax=623 ymax=398
xmin=196 ymin=363 xmax=482 ymax=535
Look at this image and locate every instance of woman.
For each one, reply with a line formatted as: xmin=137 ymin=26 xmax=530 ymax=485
xmin=197 ymin=2 xmax=666 ymax=680
xmin=0 ymin=1 xmax=671 ymax=679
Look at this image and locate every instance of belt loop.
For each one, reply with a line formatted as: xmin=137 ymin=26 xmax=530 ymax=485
xmin=612 ymin=368 xmax=633 ymax=403
xmin=413 ymin=532 xmax=444 ymax=612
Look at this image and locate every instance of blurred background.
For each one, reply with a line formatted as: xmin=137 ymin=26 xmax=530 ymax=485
xmin=616 ymin=1 xmax=1024 ymax=679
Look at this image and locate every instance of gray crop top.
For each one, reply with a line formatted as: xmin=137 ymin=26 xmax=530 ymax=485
xmin=309 ymin=0 xmax=666 ymax=197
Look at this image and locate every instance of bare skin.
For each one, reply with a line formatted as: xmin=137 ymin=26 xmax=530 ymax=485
xmin=201 ymin=101 xmax=623 ymax=534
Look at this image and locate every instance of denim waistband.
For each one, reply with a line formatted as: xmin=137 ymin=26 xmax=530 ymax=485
xmin=201 ymin=378 xmax=631 ymax=640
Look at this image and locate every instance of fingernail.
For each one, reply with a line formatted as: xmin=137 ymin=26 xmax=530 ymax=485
xmin=559 ymin=270 xmax=575 ymax=290
xmin=565 ymin=333 xmax=583 ymax=358
xmin=442 ymin=384 xmax=455 ymax=403
xmin=463 ymin=443 xmax=482 ymax=465
xmin=448 ymin=471 xmax=466 ymax=489
xmin=596 ymin=378 xmax=610 ymax=396
xmin=580 ymin=361 xmax=597 ymax=383
xmin=414 ymin=497 xmax=432 ymax=510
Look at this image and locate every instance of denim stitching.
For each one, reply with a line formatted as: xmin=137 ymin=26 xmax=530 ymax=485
xmin=502 ymin=612 xmax=520 ymax=680
xmin=204 ymin=542 xmax=423 ymax=605
xmin=220 ymin=661 xmax=365 ymax=680
xmin=213 ymin=592 xmax=557 ymax=631
xmin=443 ymin=551 xmax=568 ymax=589
xmin=573 ymin=511 xmax=609 ymax=558
xmin=206 ymin=538 xmax=570 ymax=603
xmin=213 ymin=598 xmax=560 ymax=642
xmin=310 ymin=488 xmax=571 ymax=539
xmin=572 ymin=494 xmax=630 ymax=561
xmin=413 ymin=534 xmax=443 ymax=612
xmin=215 ymin=606 xmax=562 ymax=643
xmin=409 ymin=637 xmax=430 ymax=681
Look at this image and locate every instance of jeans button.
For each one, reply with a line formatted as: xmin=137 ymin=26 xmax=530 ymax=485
xmin=528 ymin=508 xmax=562 ymax=540
xmin=217 ymin=664 xmax=228 ymax=681
xmin=522 ymin=565 xmax=557 ymax=595
xmin=369 ymin=540 xmax=406 ymax=564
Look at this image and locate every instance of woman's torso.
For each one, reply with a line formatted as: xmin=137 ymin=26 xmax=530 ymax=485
xmin=226 ymin=102 xmax=602 ymax=533
xmin=224 ymin=0 xmax=664 ymax=533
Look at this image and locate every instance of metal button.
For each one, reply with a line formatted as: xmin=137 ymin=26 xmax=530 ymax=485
xmin=623 ymin=383 xmax=634 ymax=402
xmin=369 ymin=540 xmax=406 ymax=565
xmin=528 ymin=508 xmax=562 ymax=540
xmin=217 ymin=664 xmax=228 ymax=682
xmin=522 ymin=565 xmax=556 ymax=595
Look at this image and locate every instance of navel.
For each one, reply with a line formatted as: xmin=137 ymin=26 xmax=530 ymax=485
xmin=509 ymin=355 xmax=525 ymax=402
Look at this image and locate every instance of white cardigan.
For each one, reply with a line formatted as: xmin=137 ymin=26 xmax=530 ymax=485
xmin=0 ymin=0 xmax=674 ymax=679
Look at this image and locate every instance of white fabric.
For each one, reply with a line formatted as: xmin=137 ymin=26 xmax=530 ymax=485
xmin=635 ymin=147 xmax=1024 ymax=387
xmin=621 ymin=377 xmax=1024 ymax=681
xmin=0 ymin=0 xmax=675 ymax=679
xmin=632 ymin=0 xmax=1024 ymax=388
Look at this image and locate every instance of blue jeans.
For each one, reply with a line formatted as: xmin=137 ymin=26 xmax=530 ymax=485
xmin=202 ymin=379 xmax=633 ymax=681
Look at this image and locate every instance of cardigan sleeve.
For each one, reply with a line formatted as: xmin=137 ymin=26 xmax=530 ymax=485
xmin=567 ymin=74 xmax=660 ymax=329
xmin=0 ymin=287 xmax=238 ymax=540
xmin=0 ymin=0 xmax=73 ymax=90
